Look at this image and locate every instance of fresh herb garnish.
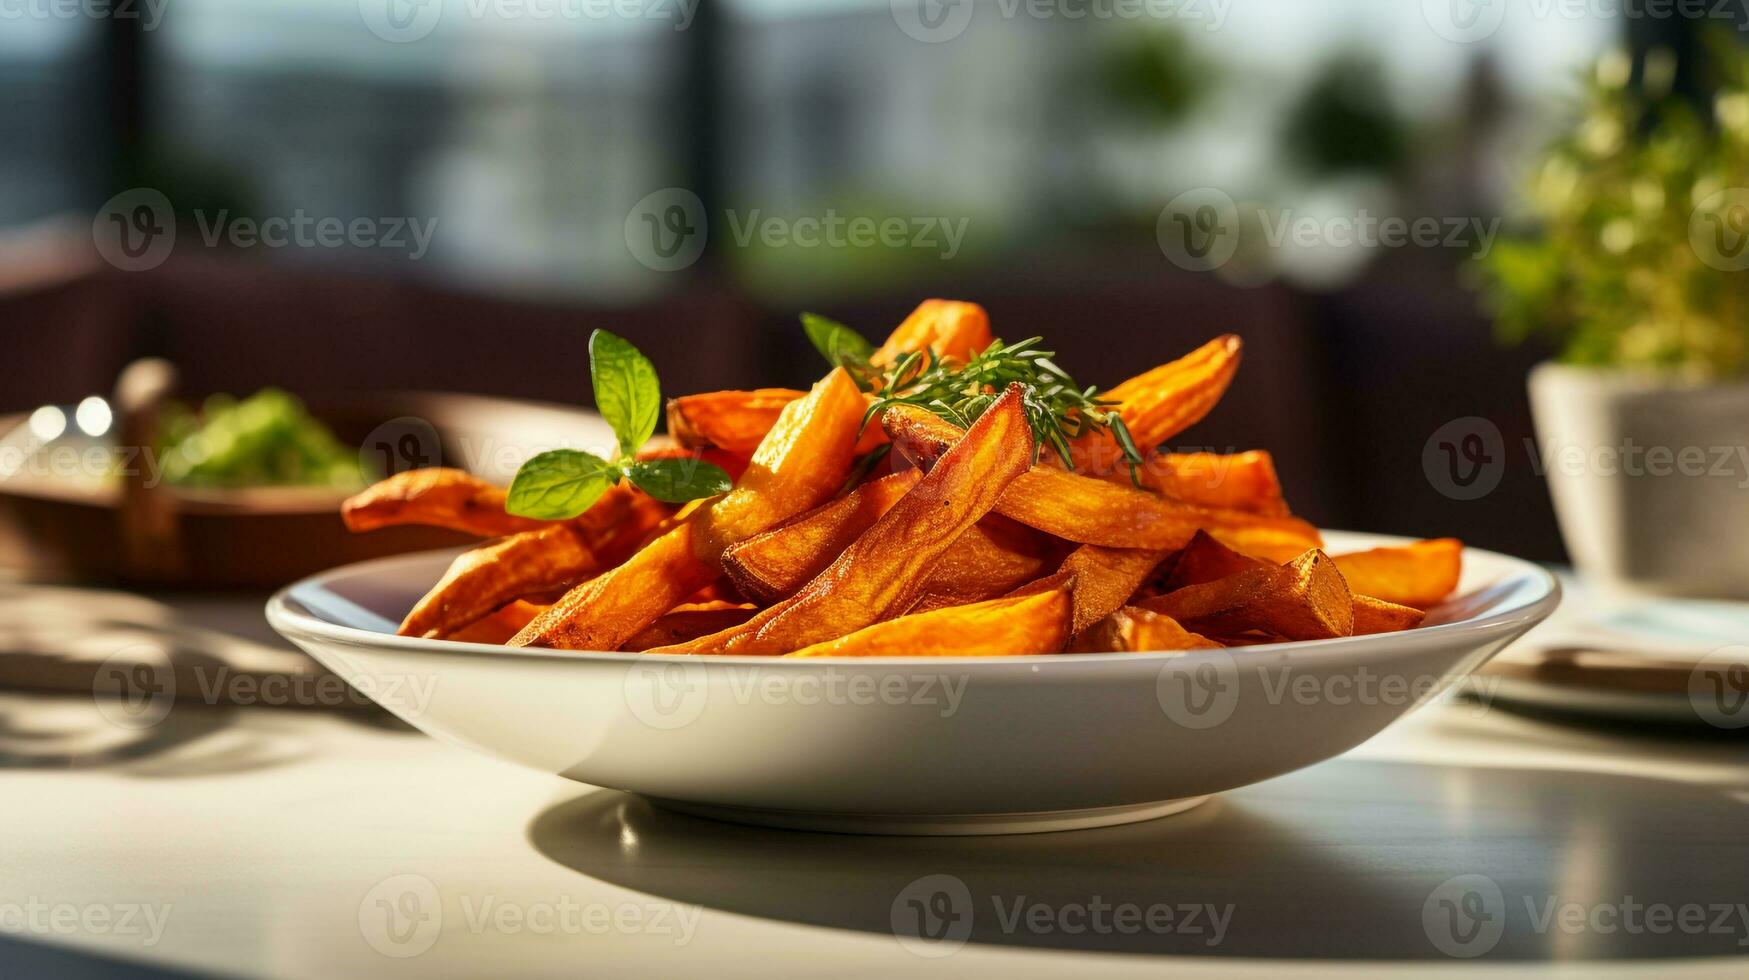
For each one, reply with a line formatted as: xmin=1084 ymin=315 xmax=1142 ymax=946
xmin=506 ymin=330 xmax=733 ymax=519
xmin=802 ymin=315 xmax=1143 ymax=476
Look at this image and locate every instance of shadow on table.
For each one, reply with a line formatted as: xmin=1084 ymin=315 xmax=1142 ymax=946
xmin=528 ymin=758 xmax=1749 ymax=961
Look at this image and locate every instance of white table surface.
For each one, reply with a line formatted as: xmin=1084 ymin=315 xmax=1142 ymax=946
xmin=3 ymin=673 xmax=1748 ymax=979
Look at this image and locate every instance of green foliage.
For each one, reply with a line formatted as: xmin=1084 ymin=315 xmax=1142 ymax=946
xmin=507 ymin=330 xmax=731 ymax=519
xmin=1478 ymin=40 xmax=1749 ymax=377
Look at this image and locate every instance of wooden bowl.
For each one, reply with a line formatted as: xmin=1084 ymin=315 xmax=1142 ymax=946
xmin=0 ymin=391 xmax=610 ymax=589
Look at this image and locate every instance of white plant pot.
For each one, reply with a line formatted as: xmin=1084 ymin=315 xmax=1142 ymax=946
xmin=1528 ymin=362 xmax=1749 ymax=599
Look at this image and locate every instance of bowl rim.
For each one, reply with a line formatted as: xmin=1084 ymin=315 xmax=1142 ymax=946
xmin=266 ymin=530 xmax=1561 ymax=669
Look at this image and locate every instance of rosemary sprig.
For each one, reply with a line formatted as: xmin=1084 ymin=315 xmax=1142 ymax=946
xmin=802 ymin=315 xmax=1142 ymax=476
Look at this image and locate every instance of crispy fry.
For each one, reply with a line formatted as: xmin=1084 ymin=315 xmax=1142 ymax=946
xmin=1331 ymin=538 xmax=1463 ymax=609
xmin=884 ymin=404 xmax=1322 ymax=555
xmin=512 ymin=369 xmax=866 ymax=651
xmin=1012 ymin=544 xmax=1168 ymax=636
xmin=720 ymin=469 xmax=922 ymax=602
xmin=1352 ymin=594 xmax=1427 ymax=635
xmin=786 ymin=588 xmax=1070 ymax=658
xmin=1138 ymin=549 xmax=1354 ymax=640
xmin=342 ymin=467 xmax=553 ymax=537
xmin=399 ymin=524 xmax=601 ymax=639
xmin=870 ymin=299 xmax=993 ymax=368
xmin=1068 ymin=334 xmax=1242 ymax=472
xmin=659 ymin=385 xmax=1035 ymax=655
xmin=447 ymin=600 xmax=550 ymax=645
xmin=1154 ymin=529 xmax=1266 ymax=593
xmin=693 ymin=368 xmax=868 ymax=564
xmin=905 ymin=517 xmax=1058 ymax=614
xmin=510 ymin=522 xmax=718 ymax=651
xmin=1136 ymin=451 xmax=1289 ymax=516
xmin=666 ymin=389 xmax=805 ymax=454
xmin=621 ymin=601 xmax=760 ymax=652
xmin=1072 ymin=606 xmax=1222 ymax=653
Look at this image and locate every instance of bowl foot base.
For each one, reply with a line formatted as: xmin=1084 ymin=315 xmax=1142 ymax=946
xmin=641 ymin=795 xmax=1213 ymax=836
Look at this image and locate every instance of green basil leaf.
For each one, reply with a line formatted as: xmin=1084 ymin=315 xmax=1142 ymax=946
xmin=589 ymin=329 xmax=662 ymax=457
xmin=801 ymin=313 xmax=873 ymax=370
xmin=506 ymin=449 xmax=614 ymax=519
xmin=625 ymin=457 xmax=733 ymax=503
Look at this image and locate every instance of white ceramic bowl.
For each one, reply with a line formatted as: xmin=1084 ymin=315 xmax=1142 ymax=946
xmin=267 ymin=531 xmax=1558 ymax=835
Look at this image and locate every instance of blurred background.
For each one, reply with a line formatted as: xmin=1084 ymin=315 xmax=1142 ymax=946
xmin=4 ymin=0 xmax=1747 ymax=563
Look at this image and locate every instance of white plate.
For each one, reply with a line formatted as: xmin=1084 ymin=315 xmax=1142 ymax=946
xmin=266 ymin=531 xmax=1559 ymax=835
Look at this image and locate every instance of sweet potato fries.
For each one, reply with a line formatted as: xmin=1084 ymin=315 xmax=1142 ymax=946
xmin=342 ymin=300 xmax=1464 ymax=655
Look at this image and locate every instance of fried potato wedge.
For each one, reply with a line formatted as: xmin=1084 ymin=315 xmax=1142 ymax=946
xmin=621 ymin=601 xmax=761 ymax=652
xmin=1072 ymin=606 xmax=1222 ymax=653
xmin=884 ymin=403 xmax=1321 ymax=555
xmin=720 ymin=469 xmax=922 ymax=602
xmin=666 ymin=388 xmax=805 ymax=454
xmin=905 ymin=516 xmax=1058 ymax=614
xmin=342 ymin=467 xmax=553 ymax=537
xmin=399 ymin=524 xmax=602 ymax=639
xmin=510 ymin=521 xmax=719 ymax=651
xmin=1012 ymin=544 xmax=1169 ymax=635
xmin=1351 ymin=594 xmax=1427 ymax=635
xmin=513 ymin=369 xmax=866 ymax=651
xmin=447 ymin=600 xmax=550 ymax=645
xmin=1138 ymin=451 xmax=1289 ymax=517
xmin=870 ymin=299 xmax=993 ymax=368
xmin=659 ymin=385 xmax=1035 ymax=655
xmin=1068 ymin=334 xmax=1242 ymax=472
xmin=1154 ymin=529 xmax=1266 ymax=593
xmin=786 ymin=588 xmax=1070 ymax=658
xmin=1331 ymin=538 xmax=1463 ymax=609
xmin=694 ymin=367 xmax=868 ymax=564
xmin=1139 ymin=549 xmax=1354 ymax=641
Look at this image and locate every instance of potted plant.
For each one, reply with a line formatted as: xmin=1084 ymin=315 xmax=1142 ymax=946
xmin=1480 ymin=41 xmax=1749 ymax=598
